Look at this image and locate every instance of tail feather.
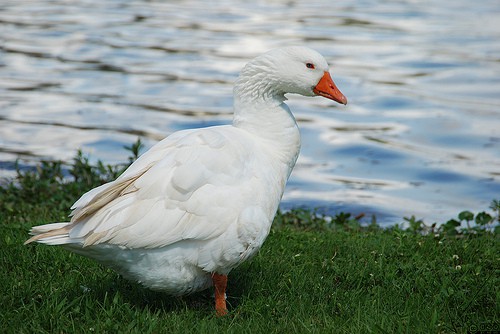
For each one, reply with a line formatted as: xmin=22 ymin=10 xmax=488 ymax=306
xmin=24 ymin=222 xmax=75 ymax=245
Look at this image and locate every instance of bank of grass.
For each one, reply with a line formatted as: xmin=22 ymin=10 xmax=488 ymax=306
xmin=1 ymin=142 xmax=498 ymax=333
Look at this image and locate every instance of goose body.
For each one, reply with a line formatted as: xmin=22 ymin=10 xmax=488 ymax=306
xmin=26 ymin=46 xmax=347 ymax=315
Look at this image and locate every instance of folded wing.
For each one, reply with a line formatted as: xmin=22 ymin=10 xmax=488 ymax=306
xmin=28 ymin=126 xmax=264 ymax=249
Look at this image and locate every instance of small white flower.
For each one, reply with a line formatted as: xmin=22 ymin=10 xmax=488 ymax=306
xmin=455 ymin=265 xmax=462 ymax=270
xmin=80 ymin=285 xmax=91 ymax=293
xmin=452 ymin=254 xmax=459 ymax=260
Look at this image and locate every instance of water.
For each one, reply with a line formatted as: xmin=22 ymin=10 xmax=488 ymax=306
xmin=1 ymin=0 xmax=499 ymax=225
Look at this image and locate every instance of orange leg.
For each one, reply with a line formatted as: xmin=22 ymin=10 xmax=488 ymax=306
xmin=211 ymin=272 xmax=228 ymax=316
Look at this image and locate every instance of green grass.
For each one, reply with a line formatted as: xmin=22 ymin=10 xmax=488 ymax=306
xmin=1 ymin=144 xmax=498 ymax=333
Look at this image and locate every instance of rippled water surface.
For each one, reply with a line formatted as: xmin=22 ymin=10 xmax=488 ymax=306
xmin=1 ymin=0 xmax=499 ymax=224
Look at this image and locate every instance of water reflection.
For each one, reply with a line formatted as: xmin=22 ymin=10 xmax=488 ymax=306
xmin=0 ymin=0 xmax=499 ymax=225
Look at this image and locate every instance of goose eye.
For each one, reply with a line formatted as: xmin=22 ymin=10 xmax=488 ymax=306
xmin=306 ymin=63 xmax=315 ymax=69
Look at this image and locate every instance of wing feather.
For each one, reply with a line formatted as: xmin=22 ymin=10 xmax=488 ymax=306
xmin=64 ymin=126 xmax=265 ymax=249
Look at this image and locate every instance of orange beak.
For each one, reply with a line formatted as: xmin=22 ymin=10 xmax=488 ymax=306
xmin=313 ymin=71 xmax=347 ymax=105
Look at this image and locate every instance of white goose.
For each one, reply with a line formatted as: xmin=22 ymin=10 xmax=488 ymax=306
xmin=25 ymin=46 xmax=347 ymax=316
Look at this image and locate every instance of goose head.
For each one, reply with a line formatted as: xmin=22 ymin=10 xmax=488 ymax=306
xmin=234 ymin=46 xmax=347 ymax=106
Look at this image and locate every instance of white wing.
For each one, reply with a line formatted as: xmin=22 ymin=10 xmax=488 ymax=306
xmin=65 ymin=125 xmax=273 ymax=249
